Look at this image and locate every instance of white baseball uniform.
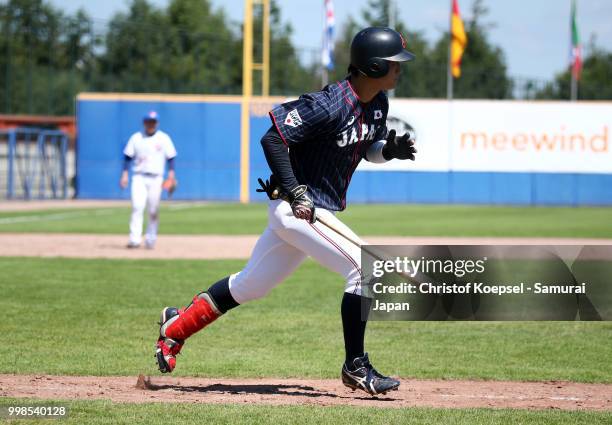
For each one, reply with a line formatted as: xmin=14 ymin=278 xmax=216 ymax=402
xmin=228 ymin=199 xmax=363 ymax=304
xmin=123 ymin=129 xmax=177 ymax=246
xmin=228 ymin=79 xmax=392 ymax=303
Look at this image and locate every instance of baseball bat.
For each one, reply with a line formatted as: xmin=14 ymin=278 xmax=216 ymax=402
xmin=315 ymin=213 xmax=392 ymax=264
xmin=315 ymin=214 xmax=427 ymax=286
xmin=315 ymin=214 xmax=367 ymax=248
xmin=317 ymin=216 xmax=425 ymax=284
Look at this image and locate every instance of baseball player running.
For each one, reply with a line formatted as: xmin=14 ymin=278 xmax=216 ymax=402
xmin=120 ymin=111 xmax=177 ymax=249
xmin=154 ymin=27 xmax=417 ymax=396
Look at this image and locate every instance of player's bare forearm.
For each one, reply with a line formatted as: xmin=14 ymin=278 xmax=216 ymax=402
xmin=119 ymin=170 xmax=129 ymax=189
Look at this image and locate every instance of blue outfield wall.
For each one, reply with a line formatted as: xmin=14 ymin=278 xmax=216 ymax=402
xmin=345 ymin=171 xmax=612 ymax=206
xmin=77 ymin=95 xmax=612 ymax=206
xmin=77 ymin=96 xmax=241 ymax=200
xmin=248 ymin=108 xmax=274 ymax=201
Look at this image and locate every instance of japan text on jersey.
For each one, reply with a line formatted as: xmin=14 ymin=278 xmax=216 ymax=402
xmin=270 ymin=78 xmax=388 ymax=211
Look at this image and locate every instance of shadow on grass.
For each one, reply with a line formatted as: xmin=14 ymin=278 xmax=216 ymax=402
xmin=141 ymin=376 xmax=397 ymax=402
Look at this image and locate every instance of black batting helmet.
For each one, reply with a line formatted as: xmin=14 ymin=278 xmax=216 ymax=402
xmin=350 ymin=27 xmax=415 ymax=78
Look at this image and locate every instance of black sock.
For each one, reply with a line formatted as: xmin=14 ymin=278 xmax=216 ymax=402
xmin=206 ymin=276 xmax=239 ymax=313
xmin=341 ymin=292 xmax=372 ymax=366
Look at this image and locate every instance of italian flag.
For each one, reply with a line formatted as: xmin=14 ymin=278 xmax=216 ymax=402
xmin=571 ymin=0 xmax=582 ymax=81
xmin=451 ymin=0 xmax=467 ymax=78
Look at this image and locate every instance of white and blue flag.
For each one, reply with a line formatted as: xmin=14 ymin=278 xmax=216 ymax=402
xmin=322 ymin=0 xmax=335 ymax=71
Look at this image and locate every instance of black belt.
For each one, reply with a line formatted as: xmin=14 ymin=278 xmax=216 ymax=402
xmin=135 ymin=172 xmax=160 ymax=177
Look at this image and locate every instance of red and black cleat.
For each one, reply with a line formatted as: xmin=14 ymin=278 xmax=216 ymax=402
xmin=156 ymin=336 xmax=183 ymax=373
xmin=154 ymin=295 xmax=222 ymax=373
xmin=155 ymin=307 xmax=184 ymax=373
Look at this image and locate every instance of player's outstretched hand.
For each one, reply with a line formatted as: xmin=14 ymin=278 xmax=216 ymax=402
xmin=256 ymin=175 xmax=280 ymax=200
xmin=288 ymin=185 xmax=316 ymax=223
xmin=382 ymin=129 xmax=417 ymax=161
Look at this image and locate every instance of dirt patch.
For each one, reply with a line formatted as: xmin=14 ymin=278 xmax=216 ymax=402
xmin=1 ymin=374 xmax=610 ymax=410
xmin=3 ymin=233 xmax=612 ymax=260
xmin=0 ymin=233 xmax=259 ymax=259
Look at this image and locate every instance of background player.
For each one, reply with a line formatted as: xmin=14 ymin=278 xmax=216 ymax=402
xmin=120 ymin=111 xmax=177 ymax=249
xmin=154 ymin=27 xmax=417 ymax=396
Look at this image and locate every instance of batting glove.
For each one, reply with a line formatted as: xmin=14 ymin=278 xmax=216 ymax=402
xmin=288 ymin=185 xmax=316 ymax=223
xmin=382 ymin=129 xmax=417 ymax=161
xmin=256 ymin=175 xmax=281 ymax=200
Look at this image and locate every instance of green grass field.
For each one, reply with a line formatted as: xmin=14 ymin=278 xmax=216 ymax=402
xmin=2 ymin=203 xmax=612 ymax=237
xmin=2 ymin=257 xmax=610 ymax=382
xmin=3 ymin=203 xmax=612 ymax=424
xmin=2 ymin=256 xmax=612 ymax=424
xmin=1 ymin=398 xmax=610 ymax=425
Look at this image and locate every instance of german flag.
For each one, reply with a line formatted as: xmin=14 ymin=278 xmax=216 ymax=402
xmin=451 ymin=0 xmax=467 ymax=78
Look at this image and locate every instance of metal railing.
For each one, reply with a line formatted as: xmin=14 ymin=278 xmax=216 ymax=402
xmin=2 ymin=128 xmax=68 ymax=199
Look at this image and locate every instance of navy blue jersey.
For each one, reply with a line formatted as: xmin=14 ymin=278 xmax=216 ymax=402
xmin=269 ymin=78 xmax=388 ymax=211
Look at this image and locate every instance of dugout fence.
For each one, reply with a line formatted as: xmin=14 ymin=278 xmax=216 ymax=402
xmin=1 ymin=128 xmax=69 ymax=200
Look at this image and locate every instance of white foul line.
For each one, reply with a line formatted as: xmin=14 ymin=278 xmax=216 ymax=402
xmin=0 ymin=209 xmax=121 ymax=225
xmin=0 ymin=203 xmax=202 ymax=225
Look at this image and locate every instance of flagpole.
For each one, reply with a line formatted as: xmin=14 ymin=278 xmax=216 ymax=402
xmin=571 ymin=69 xmax=577 ymax=101
xmin=321 ymin=0 xmax=334 ymax=88
xmin=447 ymin=0 xmax=453 ymax=100
xmin=388 ymin=0 xmax=396 ymax=98
xmin=570 ymin=0 xmax=578 ymax=101
xmin=321 ymin=0 xmax=327 ymax=87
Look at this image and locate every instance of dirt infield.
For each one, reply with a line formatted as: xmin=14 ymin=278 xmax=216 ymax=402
xmin=3 ymin=233 xmax=612 ymax=259
xmin=1 ymin=374 xmax=610 ymax=410
xmin=3 ymin=223 xmax=611 ymax=412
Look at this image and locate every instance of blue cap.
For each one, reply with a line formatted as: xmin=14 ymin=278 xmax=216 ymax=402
xmin=143 ymin=110 xmax=159 ymax=121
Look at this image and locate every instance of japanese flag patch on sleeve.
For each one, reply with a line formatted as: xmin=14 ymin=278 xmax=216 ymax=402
xmin=284 ymin=109 xmax=303 ymax=128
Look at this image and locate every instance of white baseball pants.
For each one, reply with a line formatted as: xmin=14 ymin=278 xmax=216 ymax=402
xmin=129 ymin=173 xmax=163 ymax=245
xmin=228 ymin=199 xmax=363 ymax=304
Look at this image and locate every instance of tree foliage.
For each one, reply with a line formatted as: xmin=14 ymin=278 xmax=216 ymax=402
xmin=428 ymin=0 xmax=511 ymax=98
xmin=535 ymin=42 xmax=612 ymax=100
xmin=1 ymin=0 xmax=611 ymax=115
xmin=0 ymin=0 xmax=95 ymax=114
xmin=329 ymin=0 xmax=510 ymax=98
xmin=253 ymin=0 xmax=318 ymax=95
xmin=0 ymin=0 xmax=320 ymax=114
xmin=98 ymin=0 xmax=241 ymax=94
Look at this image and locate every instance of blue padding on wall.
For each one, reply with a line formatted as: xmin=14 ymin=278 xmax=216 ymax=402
xmin=77 ymin=98 xmax=612 ymax=206
xmin=346 ymin=171 xmax=452 ymax=205
xmin=365 ymin=171 xmax=410 ymax=203
xmin=451 ymin=172 xmax=491 ymax=204
xmin=533 ymin=173 xmax=577 ymax=206
xmin=409 ymin=172 xmax=451 ymax=203
xmin=249 ymin=113 xmax=277 ymax=202
xmin=77 ymin=99 xmax=241 ymax=200
xmin=575 ymin=174 xmax=612 ymax=206
xmin=450 ymin=172 xmax=534 ymax=204
xmin=490 ymin=172 xmax=533 ymax=204
xmin=346 ymin=170 xmax=612 ymax=206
